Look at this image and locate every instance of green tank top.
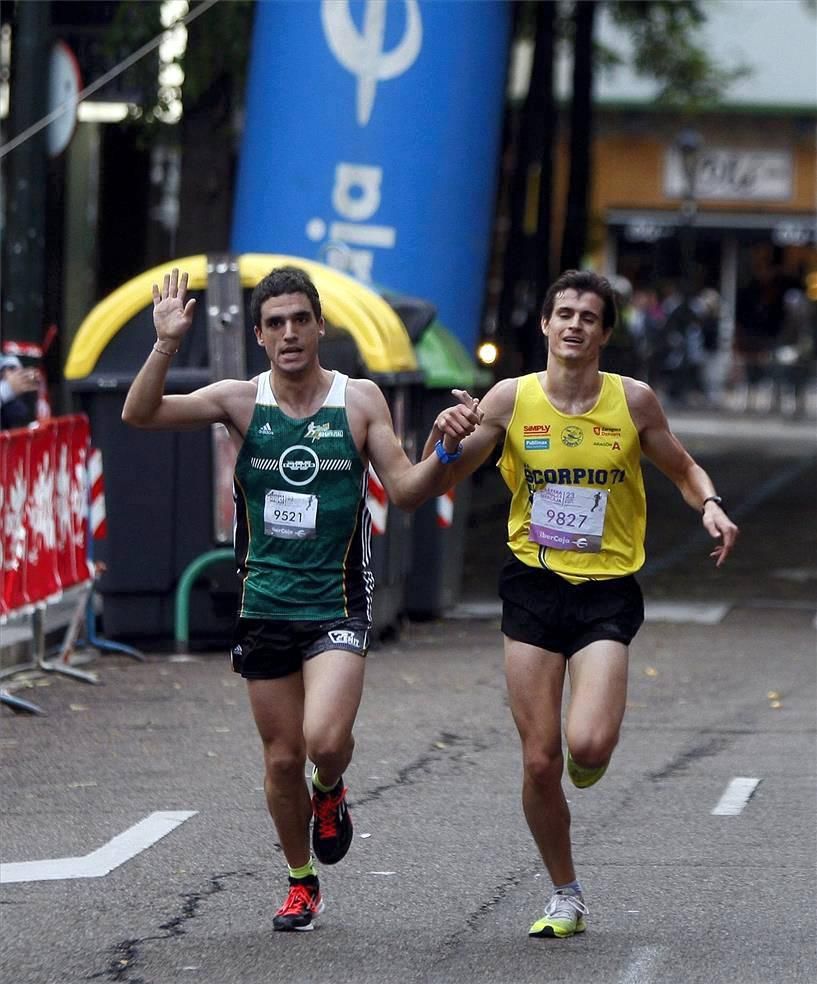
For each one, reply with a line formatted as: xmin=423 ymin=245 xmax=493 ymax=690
xmin=233 ymin=370 xmax=373 ymax=621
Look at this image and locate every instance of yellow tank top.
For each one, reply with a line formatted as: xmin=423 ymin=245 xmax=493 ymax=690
xmin=498 ymin=372 xmax=646 ymax=583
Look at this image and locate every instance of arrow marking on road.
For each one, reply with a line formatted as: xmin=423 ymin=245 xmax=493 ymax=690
xmin=0 ymin=810 xmax=197 ymax=884
xmin=711 ymin=777 xmax=761 ymax=816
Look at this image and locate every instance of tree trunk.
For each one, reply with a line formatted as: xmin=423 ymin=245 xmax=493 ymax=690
xmin=559 ymin=0 xmax=597 ymax=272
xmin=175 ymin=2 xmax=255 ymax=257
xmin=499 ymin=0 xmax=558 ymax=371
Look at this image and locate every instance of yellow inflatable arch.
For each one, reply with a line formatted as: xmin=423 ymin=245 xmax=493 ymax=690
xmin=64 ymin=253 xmax=417 ymax=379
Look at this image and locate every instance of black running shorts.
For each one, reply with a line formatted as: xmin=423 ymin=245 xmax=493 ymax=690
xmin=499 ymin=553 xmax=644 ymax=658
xmin=230 ymin=616 xmax=370 ymax=680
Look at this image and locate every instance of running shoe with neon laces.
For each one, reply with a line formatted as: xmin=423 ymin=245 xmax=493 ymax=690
xmin=566 ymin=748 xmax=608 ymax=788
xmin=529 ymin=890 xmax=589 ymax=938
xmin=311 ymin=777 xmax=353 ymax=865
xmin=272 ymin=875 xmax=325 ymax=932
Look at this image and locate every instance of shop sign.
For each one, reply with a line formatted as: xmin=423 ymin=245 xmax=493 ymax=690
xmin=772 ymin=222 xmax=816 ymax=247
xmin=664 ymin=148 xmax=793 ymax=201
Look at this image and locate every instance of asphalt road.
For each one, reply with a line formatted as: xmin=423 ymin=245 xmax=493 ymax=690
xmin=2 ymin=411 xmax=815 ymax=984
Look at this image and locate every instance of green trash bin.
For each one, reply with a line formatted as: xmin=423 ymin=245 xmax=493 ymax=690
xmin=407 ymin=319 xmax=492 ymax=619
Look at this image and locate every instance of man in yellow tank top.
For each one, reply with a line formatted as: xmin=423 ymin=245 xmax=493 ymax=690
xmin=424 ymin=270 xmax=738 ymax=940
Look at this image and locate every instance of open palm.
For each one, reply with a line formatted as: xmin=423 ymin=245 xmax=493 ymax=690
xmin=152 ymin=268 xmax=196 ymax=343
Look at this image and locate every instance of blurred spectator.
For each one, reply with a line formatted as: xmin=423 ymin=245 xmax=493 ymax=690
xmin=602 ymin=276 xmax=643 ymax=378
xmin=0 ymin=355 xmax=38 ymax=429
xmin=695 ymin=287 xmax=721 ymax=355
xmin=693 ymin=287 xmax=722 ymax=403
xmin=654 ymin=284 xmax=709 ymax=406
xmin=733 ymin=263 xmax=788 ymax=397
xmin=771 ymin=287 xmax=817 ymax=417
xmin=631 ymin=287 xmax=666 ymax=387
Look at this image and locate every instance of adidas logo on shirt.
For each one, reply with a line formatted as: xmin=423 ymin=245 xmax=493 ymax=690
xmin=257 ymin=422 xmax=274 ymax=436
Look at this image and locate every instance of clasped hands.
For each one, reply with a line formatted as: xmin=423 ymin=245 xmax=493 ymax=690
xmin=435 ymin=389 xmax=484 ymax=451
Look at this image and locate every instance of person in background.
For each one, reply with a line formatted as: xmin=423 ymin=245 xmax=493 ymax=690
xmin=0 ymin=355 xmax=39 ymax=429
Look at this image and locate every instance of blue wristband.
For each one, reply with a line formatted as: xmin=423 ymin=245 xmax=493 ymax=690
xmin=434 ymin=439 xmax=463 ymax=464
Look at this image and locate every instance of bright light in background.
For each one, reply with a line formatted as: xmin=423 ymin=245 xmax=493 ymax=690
xmin=157 ymin=0 xmax=188 ymax=123
xmin=0 ymin=24 xmax=10 ymax=119
xmin=477 ymin=341 xmax=499 ymax=366
xmin=78 ymin=102 xmax=134 ymax=123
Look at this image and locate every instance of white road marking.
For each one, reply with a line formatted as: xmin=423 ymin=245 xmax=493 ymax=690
xmin=0 ymin=811 xmax=197 ymax=884
xmin=618 ymin=945 xmax=663 ymax=984
xmin=447 ymin=600 xmax=501 ymax=620
xmin=447 ymin=599 xmax=736 ymax=624
xmin=771 ymin=567 xmax=817 ymax=583
xmin=643 ymin=601 xmax=730 ymax=624
xmin=711 ymin=777 xmax=762 ymax=816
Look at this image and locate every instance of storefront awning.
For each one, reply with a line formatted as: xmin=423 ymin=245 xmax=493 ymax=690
xmin=606 ymin=209 xmax=817 ymax=246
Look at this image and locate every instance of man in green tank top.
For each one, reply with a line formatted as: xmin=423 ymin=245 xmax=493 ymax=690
xmin=422 ymin=270 xmax=739 ymax=940
xmin=123 ymin=266 xmax=482 ymax=931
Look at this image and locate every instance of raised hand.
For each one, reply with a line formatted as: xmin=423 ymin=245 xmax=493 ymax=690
xmin=152 ymin=268 xmax=197 ymax=347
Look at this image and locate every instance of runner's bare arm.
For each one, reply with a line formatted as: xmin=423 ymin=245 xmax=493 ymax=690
xmin=419 ymin=377 xmax=516 ymax=485
xmin=348 ymin=379 xmax=483 ymax=510
xmin=123 ymin=376 xmax=254 ymax=431
xmin=624 ymin=378 xmax=739 ymax=566
xmin=122 ymin=267 xmax=253 ymax=432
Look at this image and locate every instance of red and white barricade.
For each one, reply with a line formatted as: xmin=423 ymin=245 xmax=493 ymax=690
xmin=87 ymin=446 xmax=107 ymax=541
xmin=436 ymin=488 xmax=455 ymax=529
xmin=1 ymin=414 xmax=94 ymax=623
xmin=366 ymin=464 xmax=388 ymax=536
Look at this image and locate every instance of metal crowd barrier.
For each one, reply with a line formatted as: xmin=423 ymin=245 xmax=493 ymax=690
xmin=0 ymin=415 xmax=142 ymax=715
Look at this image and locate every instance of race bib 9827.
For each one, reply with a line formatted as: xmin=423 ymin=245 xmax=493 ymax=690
xmin=529 ymin=485 xmax=607 ymax=552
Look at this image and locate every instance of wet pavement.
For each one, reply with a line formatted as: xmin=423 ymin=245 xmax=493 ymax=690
xmin=1 ymin=407 xmax=815 ymax=984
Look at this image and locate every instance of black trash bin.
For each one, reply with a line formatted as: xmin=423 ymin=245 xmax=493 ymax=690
xmin=380 ymin=289 xmax=492 ymax=619
xmin=65 ymin=253 xmax=421 ymax=643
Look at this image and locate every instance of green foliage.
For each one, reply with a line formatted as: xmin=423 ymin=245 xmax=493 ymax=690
xmin=607 ymin=0 xmax=750 ymax=109
xmin=514 ymin=0 xmax=745 ymax=109
xmin=101 ymin=0 xmax=164 ymax=127
xmin=101 ymin=0 xmax=254 ymax=134
xmin=180 ymin=0 xmax=254 ymax=108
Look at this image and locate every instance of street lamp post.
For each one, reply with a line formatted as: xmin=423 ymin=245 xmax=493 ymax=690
xmin=663 ymin=128 xmax=703 ymax=404
xmin=676 ymin=127 xmax=702 ymax=300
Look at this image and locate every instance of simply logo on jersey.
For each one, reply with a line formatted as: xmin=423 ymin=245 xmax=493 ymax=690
xmin=321 ymin=0 xmax=422 ymax=127
xmin=257 ymin=422 xmax=274 ymax=436
xmin=306 ymin=421 xmax=344 ymax=442
xmin=279 ymin=445 xmax=320 ymax=486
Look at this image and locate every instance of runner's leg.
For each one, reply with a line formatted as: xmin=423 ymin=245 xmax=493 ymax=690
xmin=565 ymin=640 xmax=629 ymax=770
xmin=504 ymin=637 xmax=575 ymax=885
xmin=302 ymin=648 xmax=366 ymax=787
xmin=247 ymin=673 xmax=311 ymax=867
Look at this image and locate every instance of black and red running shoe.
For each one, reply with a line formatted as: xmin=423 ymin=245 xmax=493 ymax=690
xmin=311 ymin=778 xmax=353 ymax=865
xmin=272 ymin=876 xmax=324 ymax=932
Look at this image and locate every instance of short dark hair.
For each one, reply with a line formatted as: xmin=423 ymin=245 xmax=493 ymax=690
xmin=541 ymin=270 xmax=617 ymax=332
xmin=250 ymin=266 xmax=322 ymax=327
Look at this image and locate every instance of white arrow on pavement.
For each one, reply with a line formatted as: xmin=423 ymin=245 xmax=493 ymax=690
xmin=1 ymin=810 xmax=197 ymax=884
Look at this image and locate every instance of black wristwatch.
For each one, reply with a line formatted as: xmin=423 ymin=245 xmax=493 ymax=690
xmin=702 ymin=495 xmax=724 ymax=513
